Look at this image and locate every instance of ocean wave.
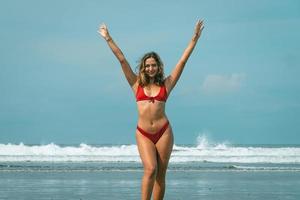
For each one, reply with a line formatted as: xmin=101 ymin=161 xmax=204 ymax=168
xmin=1 ymin=142 xmax=300 ymax=164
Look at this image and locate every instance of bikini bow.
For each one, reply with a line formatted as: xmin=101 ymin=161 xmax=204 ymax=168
xmin=149 ymin=97 xmax=155 ymax=103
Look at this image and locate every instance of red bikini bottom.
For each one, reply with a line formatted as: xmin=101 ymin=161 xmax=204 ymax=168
xmin=137 ymin=121 xmax=169 ymax=144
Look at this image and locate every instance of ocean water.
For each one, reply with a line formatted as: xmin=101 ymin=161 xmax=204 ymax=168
xmin=1 ymin=137 xmax=300 ymax=199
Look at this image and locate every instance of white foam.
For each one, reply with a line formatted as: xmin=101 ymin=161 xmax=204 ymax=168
xmin=1 ymin=142 xmax=300 ymax=163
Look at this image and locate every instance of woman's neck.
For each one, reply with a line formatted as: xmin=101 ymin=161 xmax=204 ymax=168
xmin=149 ymin=78 xmax=155 ymax=84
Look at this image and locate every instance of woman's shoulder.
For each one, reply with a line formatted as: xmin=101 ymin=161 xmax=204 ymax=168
xmin=131 ymin=79 xmax=140 ymax=93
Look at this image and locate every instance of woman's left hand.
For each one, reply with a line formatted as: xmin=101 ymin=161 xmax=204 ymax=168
xmin=98 ymin=23 xmax=111 ymax=41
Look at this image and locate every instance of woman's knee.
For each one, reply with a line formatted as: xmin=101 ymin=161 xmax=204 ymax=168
xmin=144 ymin=164 xmax=157 ymax=178
xmin=156 ymin=165 xmax=167 ymax=180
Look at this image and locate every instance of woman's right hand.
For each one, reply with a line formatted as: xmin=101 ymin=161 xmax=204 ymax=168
xmin=194 ymin=20 xmax=204 ymax=39
xmin=98 ymin=23 xmax=111 ymax=41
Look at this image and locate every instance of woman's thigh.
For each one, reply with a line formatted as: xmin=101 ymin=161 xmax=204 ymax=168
xmin=155 ymin=126 xmax=174 ymax=172
xmin=136 ymin=131 xmax=158 ymax=169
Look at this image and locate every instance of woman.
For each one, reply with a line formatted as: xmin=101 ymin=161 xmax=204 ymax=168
xmin=98 ymin=20 xmax=204 ymax=200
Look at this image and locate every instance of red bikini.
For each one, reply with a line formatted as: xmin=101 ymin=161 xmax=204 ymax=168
xmin=136 ymin=84 xmax=169 ymax=144
xmin=137 ymin=121 xmax=169 ymax=144
xmin=136 ymin=85 xmax=168 ymax=103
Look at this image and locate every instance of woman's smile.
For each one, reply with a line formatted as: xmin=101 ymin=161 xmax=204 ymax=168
xmin=145 ymin=57 xmax=158 ymax=77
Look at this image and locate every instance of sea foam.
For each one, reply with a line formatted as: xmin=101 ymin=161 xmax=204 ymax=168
xmin=1 ymin=138 xmax=300 ymax=163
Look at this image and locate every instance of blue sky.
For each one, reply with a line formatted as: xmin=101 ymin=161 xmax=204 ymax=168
xmin=1 ymin=0 xmax=300 ymax=145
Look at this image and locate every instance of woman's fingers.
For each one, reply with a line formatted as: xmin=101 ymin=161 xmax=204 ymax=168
xmin=98 ymin=23 xmax=108 ymax=32
xmin=195 ymin=19 xmax=204 ymax=32
xmin=199 ymin=20 xmax=204 ymax=31
xmin=197 ymin=20 xmax=204 ymax=28
xmin=98 ymin=23 xmax=110 ymax=39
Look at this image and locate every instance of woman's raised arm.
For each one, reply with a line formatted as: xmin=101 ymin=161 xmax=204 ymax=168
xmin=98 ymin=23 xmax=137 ymax=86
xmin=165 ymin=20 xmax=204 ymax=92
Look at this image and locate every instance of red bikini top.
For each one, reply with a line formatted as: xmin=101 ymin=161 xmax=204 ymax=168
xmin=136 ymin=85 xmax=168 ymax=103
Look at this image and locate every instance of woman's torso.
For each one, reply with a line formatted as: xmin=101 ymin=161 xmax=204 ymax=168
xmin=133 ymin=82 xmax=169 ymax=132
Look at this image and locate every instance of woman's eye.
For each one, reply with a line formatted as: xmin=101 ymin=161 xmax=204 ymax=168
xmin=145 ymin=64 xmax=157 ymax=68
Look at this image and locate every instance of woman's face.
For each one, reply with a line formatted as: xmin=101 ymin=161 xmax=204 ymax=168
xmin=144 ymin=57 xmax=159 ymax=78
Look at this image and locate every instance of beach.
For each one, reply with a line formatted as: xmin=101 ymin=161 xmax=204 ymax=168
xmin=1 ymin=169 xmax=300 ymax=200
xmin=1 ymin=143 xmax=300 ymax=199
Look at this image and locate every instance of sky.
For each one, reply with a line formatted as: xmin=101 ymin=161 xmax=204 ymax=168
xmin=1 ymin=0 xmax=300 ymax=145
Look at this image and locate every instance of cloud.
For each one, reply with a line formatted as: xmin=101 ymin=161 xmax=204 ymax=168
xmin=201 ymin=73 xmax=246 ymax=95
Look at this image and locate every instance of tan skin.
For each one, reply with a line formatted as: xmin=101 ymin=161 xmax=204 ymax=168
xmin=98 ymin=20 xmax=204 ymax=200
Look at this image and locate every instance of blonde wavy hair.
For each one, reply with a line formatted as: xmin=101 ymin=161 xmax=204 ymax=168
xmin=136 ymin=52 xmax=165 ymax=87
